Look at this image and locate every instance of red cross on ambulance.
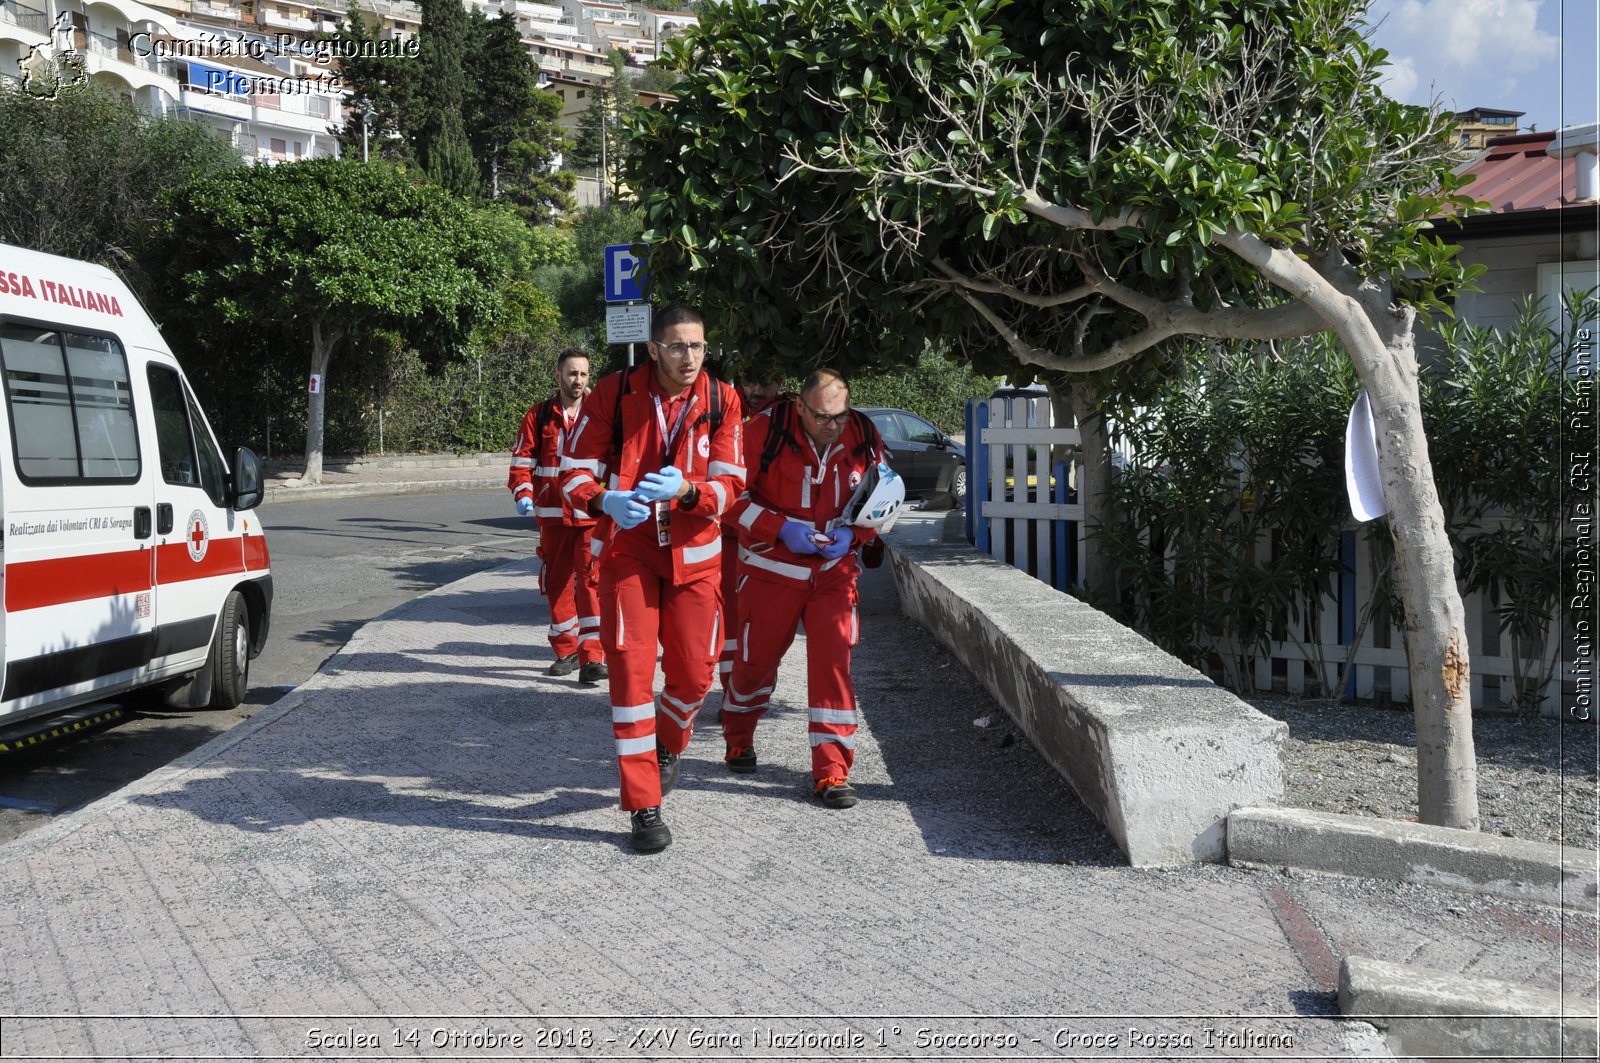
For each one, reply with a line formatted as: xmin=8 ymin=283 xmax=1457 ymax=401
xmin=186 ymin=510 xmax=209 ymax=562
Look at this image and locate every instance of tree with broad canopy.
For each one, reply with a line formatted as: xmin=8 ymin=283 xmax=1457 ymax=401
xmin=156 ymin=159 xmax=508 ymax=485
xmin=630 ymin=0 xmax=1489 ymax=829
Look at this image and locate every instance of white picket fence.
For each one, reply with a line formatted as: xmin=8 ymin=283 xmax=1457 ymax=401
xmin=963 ymin=395 xmax=1565 ymax=716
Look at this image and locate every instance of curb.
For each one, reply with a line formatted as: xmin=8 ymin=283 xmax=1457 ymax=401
xmin=263 ymin=477 xmax=502 ymax=505
xmin=1340 ymin=956 xmax=1598 ymax=1059
xmin=1228 ymin=806 xmax=1599 ymax=911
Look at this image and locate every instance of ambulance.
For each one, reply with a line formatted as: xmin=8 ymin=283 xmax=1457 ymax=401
xmin=0 ymin=242 xmax=272 ymax=739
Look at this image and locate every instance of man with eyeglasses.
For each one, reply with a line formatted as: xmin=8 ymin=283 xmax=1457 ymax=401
xmin=722 ymin=368 xmax=887 ymax=809
xmin=559 ymin=303 xmax=745 ymax=853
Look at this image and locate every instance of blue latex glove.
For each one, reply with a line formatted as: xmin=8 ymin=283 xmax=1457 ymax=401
xmin=632 ymin=465 xmax=684 ymax=503
xmin=817 ymin=525 xmax=854 ymax=560
xmin=601 ymin=490 xmax=651 ymax=529
xmin=516 ymin=496 xmax=535 ymax=517
xmin=778 ymin=519 xmax=823 ymax=556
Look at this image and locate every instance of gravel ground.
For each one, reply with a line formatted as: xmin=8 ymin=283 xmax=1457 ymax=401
xmin=1246 ymin=695 xmax=1599 ymax=850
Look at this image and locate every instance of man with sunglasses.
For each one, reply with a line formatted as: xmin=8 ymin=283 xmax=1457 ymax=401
xmin=722 ymin=368 xmax=887 ymax=809
xmin=560 ymin=304 xmax=745 ymax=853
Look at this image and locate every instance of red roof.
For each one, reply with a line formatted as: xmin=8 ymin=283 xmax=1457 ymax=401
xmin=1450 ymin=132 xmax=1581 ymax=215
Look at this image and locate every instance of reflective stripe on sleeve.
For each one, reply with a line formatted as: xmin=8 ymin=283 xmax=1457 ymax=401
xmin=738 ymin=503 xmax=766 ymax=530
xmin=510 ymin=456 xmax=535 ymax=467
xmin=561 ymin=456 xmax=604 ymax=475
xmin=708 ymin=461 xmax=745 ymax=478
xmin=536 ymin=465 xmax=561 ymax=477
xmin=682 ymin=538 xmax=721 ymax=566
xmin=707 ymin=480 xmax=728 ymax=514
xmin=535 ymin=506 xmax=565 ymax=519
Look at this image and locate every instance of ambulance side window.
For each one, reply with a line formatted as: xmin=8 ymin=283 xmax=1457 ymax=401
xmin=147 ymin=365 xmax=199 ymax=489
xmin=184 ymin=383 xmax=227 ymax=507
xmin=0 ymin=323 xmax=140 ymax=483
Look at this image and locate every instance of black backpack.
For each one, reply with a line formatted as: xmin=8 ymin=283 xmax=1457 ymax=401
xmin=758 ymin=399 xmax=877 ymax=474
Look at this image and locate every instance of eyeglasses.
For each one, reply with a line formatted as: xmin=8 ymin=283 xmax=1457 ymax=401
xmin=803 ymin=402 xmax=852 ymax=427
xmin=654 ymin=341 xmax=707 ymax=357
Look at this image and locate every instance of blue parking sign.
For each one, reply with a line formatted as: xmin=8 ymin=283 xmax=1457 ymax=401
xmin=603 ymin=243 xmax=647 ymax=303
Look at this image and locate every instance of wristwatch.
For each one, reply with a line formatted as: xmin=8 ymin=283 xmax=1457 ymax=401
xmin=677 ymin=483 xmax=700 ymax=510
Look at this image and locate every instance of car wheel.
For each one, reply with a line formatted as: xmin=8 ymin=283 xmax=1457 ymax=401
xmin=209 ymin=590 xmax=250 ymax=709
xmin=949 ymin=463 xmax=967 ymax=508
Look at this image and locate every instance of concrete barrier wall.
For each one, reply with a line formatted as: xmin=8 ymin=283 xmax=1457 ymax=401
xmin=887 ymin=526 xmax=1286 ymax=866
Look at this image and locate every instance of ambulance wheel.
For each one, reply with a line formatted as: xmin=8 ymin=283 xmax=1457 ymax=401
xmin=210 ymin=590 xmax=250 ymax=709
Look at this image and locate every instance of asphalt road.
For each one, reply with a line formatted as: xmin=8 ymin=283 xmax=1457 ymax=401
xmin=0 ymin=487 xmax=533 ymax=845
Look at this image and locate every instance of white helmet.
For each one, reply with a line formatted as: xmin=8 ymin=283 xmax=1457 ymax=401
xmin=844 ymin=462 xmax=906 ymax=532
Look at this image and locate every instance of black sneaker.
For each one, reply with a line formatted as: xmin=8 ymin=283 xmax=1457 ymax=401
xmin=724 ymin=744 xmax=757 ymax=775
xmin=630 ymin=806 xmax=671 ymax=853
xmin=657 ymin=744 xmax=680 ymax=796
xmin=814 ymin=777 xmax=859 ymax=809
xmin=547 ymin=653 xmax=580 ymax=677
xmin=578 ymin=661 xmax=608 ymax=685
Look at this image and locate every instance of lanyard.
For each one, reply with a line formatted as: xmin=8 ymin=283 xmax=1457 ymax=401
xmin=654 ymin=393 xmax=696 ymax=466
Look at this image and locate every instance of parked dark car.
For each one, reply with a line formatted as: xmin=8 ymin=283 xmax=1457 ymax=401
xmin=857 ymin=407 xmax=966 ymax=508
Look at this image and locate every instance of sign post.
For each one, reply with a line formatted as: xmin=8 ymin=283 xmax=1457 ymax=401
xmin=603 ymin=243 xmax=649 ymax=366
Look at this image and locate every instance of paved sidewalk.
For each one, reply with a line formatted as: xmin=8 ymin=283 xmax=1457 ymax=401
xmin=0 ymin=499 xmax=1593 ymax=1058
xmin=264 ymin=454 xmax=506 ymax=505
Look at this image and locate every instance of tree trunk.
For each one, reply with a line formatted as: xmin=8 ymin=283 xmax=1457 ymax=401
xmin=1349 ymin=288 xmax=1479 ymax=830
xmin=1058 ymin=382 xmax=1120 ymax=607
xmin=301 ymin=317 xmax=344 ymax=486
xmin=1219 ymin=234 xmax=1479 ymax=830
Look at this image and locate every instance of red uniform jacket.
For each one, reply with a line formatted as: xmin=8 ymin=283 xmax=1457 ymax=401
xmin=509 ymin=396 xmax=592 ymax=524
xmin=560 ymin=364 xmax=745 ymax=582
xmin=730 ymin=402 xmax=885 ymax=584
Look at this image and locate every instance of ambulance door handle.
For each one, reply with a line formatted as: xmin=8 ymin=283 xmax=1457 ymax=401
xmin=134 ymin=507 xmax=152 ymax=540
xmin=156 ymin=504 xmax=174 ymax=535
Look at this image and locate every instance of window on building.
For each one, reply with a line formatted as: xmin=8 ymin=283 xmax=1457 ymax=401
xmin=1537 ymin=260 xmax=1600 ymax=373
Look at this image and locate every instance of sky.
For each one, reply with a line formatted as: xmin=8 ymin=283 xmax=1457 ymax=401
xmin=1364 ymin=0 xmax=1599 ymax=132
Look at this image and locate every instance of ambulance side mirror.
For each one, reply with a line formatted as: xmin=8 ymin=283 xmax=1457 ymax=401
xmin=230 ymin=446 xmax=264 ymax=511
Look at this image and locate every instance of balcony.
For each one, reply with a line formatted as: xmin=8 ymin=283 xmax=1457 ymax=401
xmin=189 ymin=0 xmax=244 ymax=17
xmin=252 ymin=102 xmax=332 ymax=134
xmin=83 ymin=0 xmax=181 ymax=34
xmin=83 ymin=33 xmax=178 ymax=93
xmin=0 ymin=0 xmax=50 ymax=38
xmin=261 ymin=11 xmax=315 ymax=31
xmin=180 ymin=85 xmax=250 ymax=119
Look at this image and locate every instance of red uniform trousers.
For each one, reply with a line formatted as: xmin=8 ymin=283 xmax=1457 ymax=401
xmin=601 ymin=552 xmax=722 ymax=811
xmin=537 ymin=520 xmax=602 ymax=665
xmin=722 ymin=559 xmax=861 ymax=783
xmin=716 ymin=528 xmax=740 ymax=695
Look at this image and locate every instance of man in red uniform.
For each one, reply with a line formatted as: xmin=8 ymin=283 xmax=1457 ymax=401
xmin=716 ymin=372 xmax=785 ymax=705
xmin=509 ymin=348 xmax=606 ymax=684
xmin=722 ymin=368 xmax=886 ymax=809
xmin=560 ymin=304 xmax=745 ymax=853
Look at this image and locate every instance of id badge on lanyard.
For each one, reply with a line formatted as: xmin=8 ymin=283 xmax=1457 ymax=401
xmin=653 ymin=394 xmax=695 ymax=547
